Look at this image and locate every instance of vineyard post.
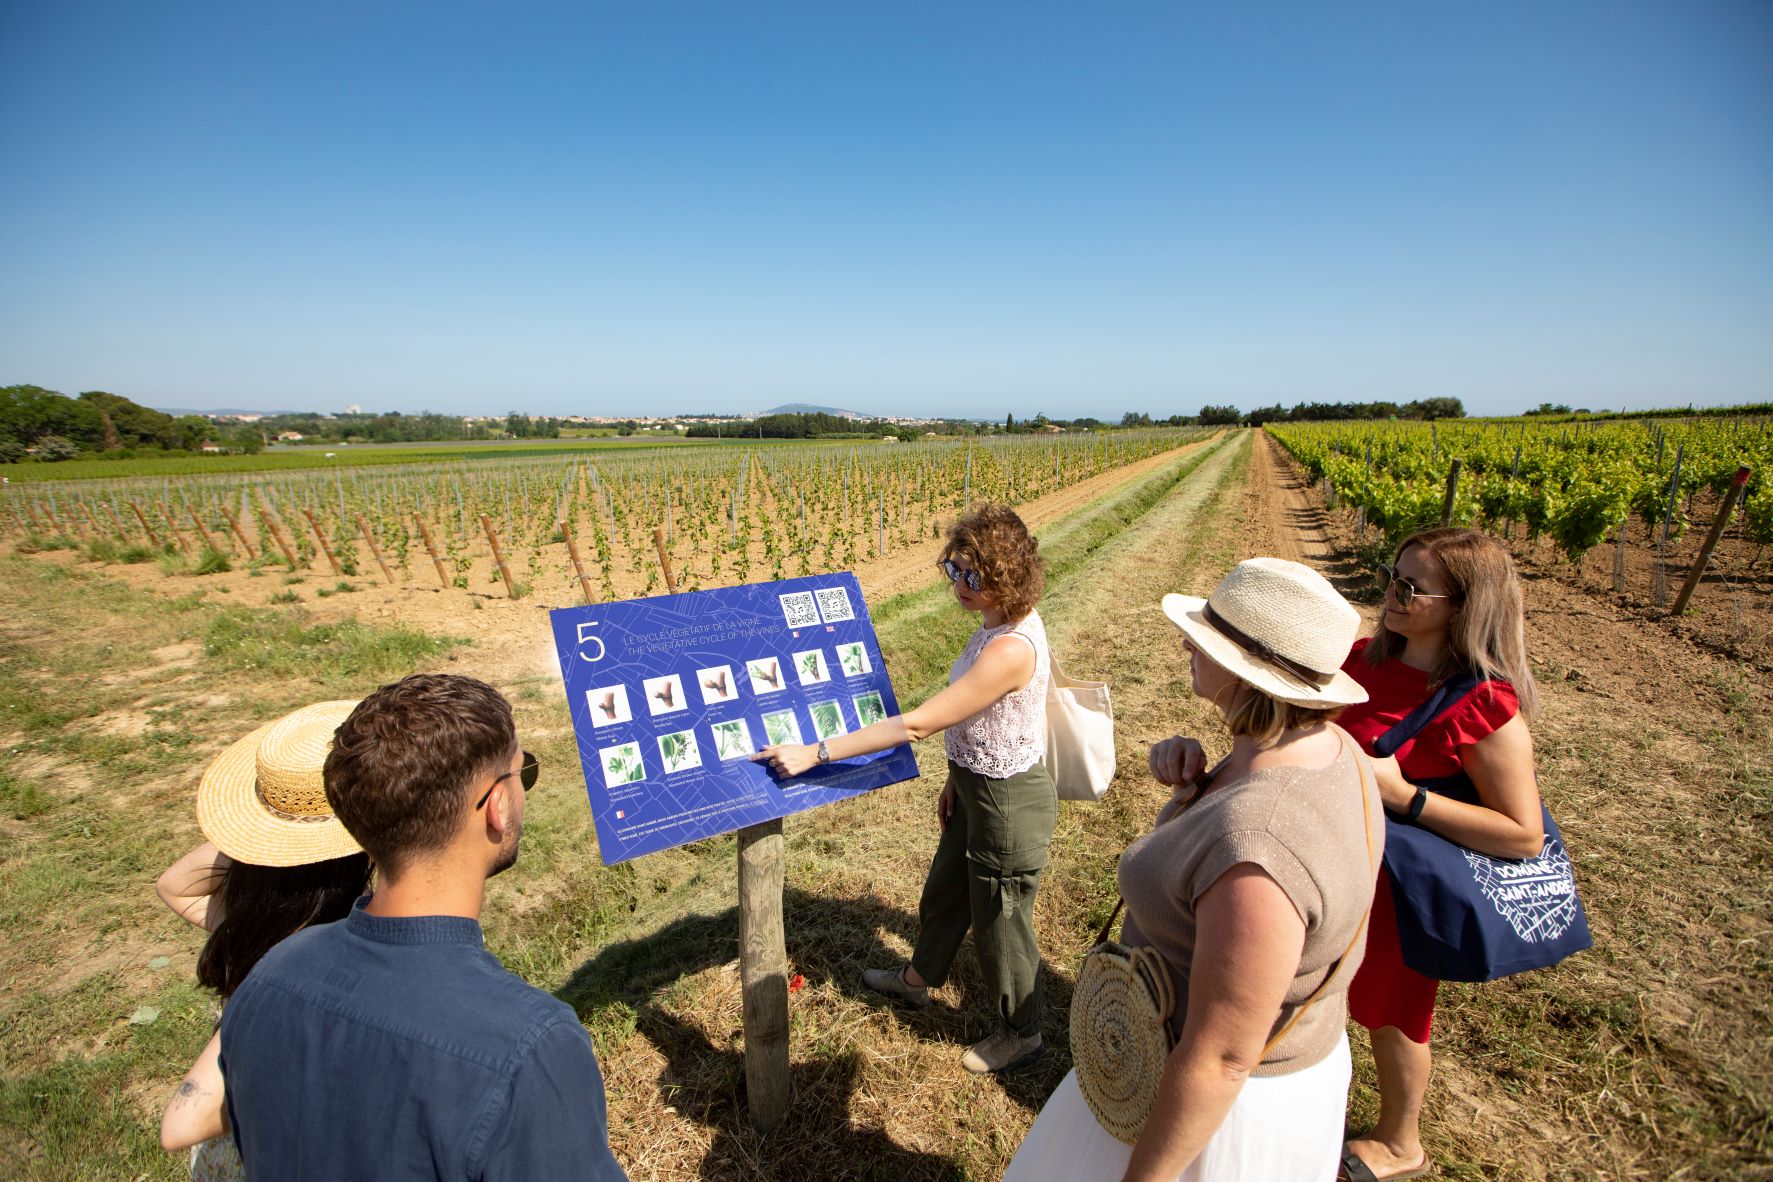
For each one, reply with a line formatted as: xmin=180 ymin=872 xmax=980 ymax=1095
xmin=25 ymin=500 xmax=50 ymax=534
xmin=737 ymin=818 xmax=790 ymax=1133
xmin=255 ymin=492 xmax=301 ymax=570
xmin=102 ymin=501 xmax=131 ymax=542
xmin=1503 ymin=446 xmax=1521 ymax=539
xmin=80 ymin=502 xmax=102 ymax=537
xmin=301 ymin=509 xmax=344 ymax=577
xmin=186 ymin=505 xmax=222 ymax=553
xmin=1669 ymin=466 xmax=1751 ymax=617
xmin=1438 ymin=459 xmax=1463 ymax=527
xmin=159 ymin=502 xmax=192 ymax=554
xmin=221 ymin=506 xmax=258 ymax=559
xmin=560 ymin=519 xmax=596 ymax=604
xmin=355 ymin=514 xmax=397 ymax=585
xmin=652 ymin=527 xmax=677 ymax=593
xmin=129 ymin=502 xmax=164 ymax=550
xmin=413 ymin=513 xmax=450 ymax=589
xmin=479 ymin=514 xmax=519 ymax=598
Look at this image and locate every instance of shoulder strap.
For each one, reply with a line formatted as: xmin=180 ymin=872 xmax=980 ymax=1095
xmin=1372 ymin=669 xmax=1483 ymax=757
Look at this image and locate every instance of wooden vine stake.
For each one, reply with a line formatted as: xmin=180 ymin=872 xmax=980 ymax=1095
xmin=159 ymin=502 xmax=191 ymax=554
xmin=221 ymin=506 xmax=259 ymax=559
xmin=301 ymin=509 xmax=344 ymax=577
xmin=560 ymin=520 xmax=596 ymax=605
xmin=187 ymin=505 xmax=221 ymax=553
xmin=479 ymin=514 xmax=518 ymax=598
xmin=102 ymin=502 xmax=131 ymax=542
xmin=1438 ymin=458 xmax=1463 ymax=527
xmin=1670 ymin=466 xmax=1751 ymax=617
xmin=355 ymin=514 xmax=397 ymax=585
xmin=414 ymin=513 xmax=450 ymax=589
xmin=253 ymin=492 xmax=300 ymax=570
xmin=651 ymin=527 xmax=677 ymax=595
xmin=129 ymin=501 xmax=164 ymax=550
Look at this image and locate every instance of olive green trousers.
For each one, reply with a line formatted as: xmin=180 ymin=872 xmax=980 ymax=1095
xmin=909 ymin=760 xmax=1058 ymax=1037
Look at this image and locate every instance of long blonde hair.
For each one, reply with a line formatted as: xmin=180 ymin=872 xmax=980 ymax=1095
xmin=1365 ymin=527 xmax=1539 ymax=718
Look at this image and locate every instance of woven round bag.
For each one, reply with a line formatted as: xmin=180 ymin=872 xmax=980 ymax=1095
xmin=1070 ymin=938 xmax=1177 ymax=1144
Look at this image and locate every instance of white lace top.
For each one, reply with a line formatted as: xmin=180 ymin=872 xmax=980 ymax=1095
xmin=944 ymin=610 xmax=1051 ymax=778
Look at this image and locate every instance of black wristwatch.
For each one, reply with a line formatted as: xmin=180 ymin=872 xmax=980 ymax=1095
xmin=816 ymin=740 xmax=831 ymax=764
xmin=1404 ymin=784 xmax=1429 ymax=821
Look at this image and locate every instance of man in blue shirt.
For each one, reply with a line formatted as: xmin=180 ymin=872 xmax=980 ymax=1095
xmin=220 ymin=674 xmax=628 ymax=1180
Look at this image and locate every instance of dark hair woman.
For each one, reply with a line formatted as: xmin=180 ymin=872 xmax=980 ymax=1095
xmin=155 ymin=701 xmax=373 ymax=1181
xmin=754 ymin=502 xmax=1057 ymax=1074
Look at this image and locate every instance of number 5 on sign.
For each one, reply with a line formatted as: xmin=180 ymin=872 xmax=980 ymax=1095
xmin=576 ymin=621 xmax=605 ymax=662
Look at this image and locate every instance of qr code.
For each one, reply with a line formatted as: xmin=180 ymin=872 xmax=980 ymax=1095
xmin=814 ymin=586 xmax=855 ymax=623
xmin=779 ymin=592 xmax=820 ymax=629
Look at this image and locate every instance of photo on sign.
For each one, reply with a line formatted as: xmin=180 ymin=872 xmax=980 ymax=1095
xmin=657 ymin=729 xmax=702 ymax=775
xmin=710 ymin=719 xmax=755 ymax=761
xmin=815 ymin=585 xmax=856 ymax=622
xmin=853 ymin=691 xmax=888 ymax=728
xmin=835 ymin=642 xmax=871 ymax=678
xmin=644 ymin=673 xmax=687 ymax=716
xmin=793 ymin=649 xmax=830 ymax=686
xmin=588 ymin=685 xmax=633 ymax=728
xmin=780 ymin=591 xmax=820 ymax=630
xmin=697 ymin=665 xmax=738 ymax=705
xmin=599 ymin=741 xmax=647 ymax=788
xmin=746 ymin=657 xmax=785 ymax=695
xmin=808 ymin=699 xmax=847 ymax=741
xmin=760 ymin=708 xmax=802 ymax=747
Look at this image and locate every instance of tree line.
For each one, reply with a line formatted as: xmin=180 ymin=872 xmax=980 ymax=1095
xmin=0 ymin=385 xmax=236 ymax=463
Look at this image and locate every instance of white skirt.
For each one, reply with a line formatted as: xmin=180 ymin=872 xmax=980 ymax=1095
xmin=1004 ymin=1033 xmax=1351 ymax=1182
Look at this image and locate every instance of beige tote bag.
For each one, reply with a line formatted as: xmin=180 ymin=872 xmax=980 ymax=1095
xmin=1042 ymin=659 xmax=1115 ymax=802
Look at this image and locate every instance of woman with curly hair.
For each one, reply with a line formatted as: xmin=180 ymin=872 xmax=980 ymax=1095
xmin=757 ymin=502 xmax=1056 ymax=1073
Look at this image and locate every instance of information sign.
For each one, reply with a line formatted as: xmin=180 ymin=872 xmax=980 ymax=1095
xmin=551 ymin=572 xmax=919 ymax=865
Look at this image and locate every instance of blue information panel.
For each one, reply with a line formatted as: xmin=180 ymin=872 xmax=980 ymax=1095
xmin=550 ymin=572 xmax=920 ymax=865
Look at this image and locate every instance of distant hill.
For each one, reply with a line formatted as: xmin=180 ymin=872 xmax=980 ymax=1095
xmin=152 ymin=406 xmax=314 ymax=418
xmin=755 ymin=402 xmax=870 ymax=420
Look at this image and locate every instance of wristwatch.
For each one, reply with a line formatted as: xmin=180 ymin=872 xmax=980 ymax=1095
xmin=1404 ymin=784 xmax=1429 ymax=821
xmin=816 ymin=740 xmax=831 ymax=764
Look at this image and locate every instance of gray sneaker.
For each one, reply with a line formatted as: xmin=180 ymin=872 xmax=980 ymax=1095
xmin=960 ymin=1027 xmax=1045 ymax=1074
xmin=861 ymin=963 xmax=931 ymax=1008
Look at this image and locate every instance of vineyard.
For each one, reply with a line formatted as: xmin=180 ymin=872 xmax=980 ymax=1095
xmin=1267 ymin=415 xmax=1773 ymax=661
xmin=0 ymin=430 xmax=1205 ymax=604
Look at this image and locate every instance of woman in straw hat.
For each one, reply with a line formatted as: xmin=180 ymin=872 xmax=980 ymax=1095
xmin=154 ymin=701 xmax=373 ymax=1182
xmin=1006 ymin=557 xmax=1384 ymax=1182
xmin=756 ymin=502 xmax=1058 ymax=1075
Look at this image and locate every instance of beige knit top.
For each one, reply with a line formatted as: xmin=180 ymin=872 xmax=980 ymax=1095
xmin=1117 ymin=741 xmax=1383 ymax=1076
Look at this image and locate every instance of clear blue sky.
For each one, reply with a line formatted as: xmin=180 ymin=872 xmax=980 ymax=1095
xmin=2 ymin=1 xmax=1769 ymax=419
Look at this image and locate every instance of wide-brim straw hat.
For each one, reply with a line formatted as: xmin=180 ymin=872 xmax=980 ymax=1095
xmin=196 ymin=700 xmax=364 ymax=867
xmin=1161 ymin=557 xmax=1369 ymax=709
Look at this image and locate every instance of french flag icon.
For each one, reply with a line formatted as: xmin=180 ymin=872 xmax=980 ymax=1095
xmin=615 ymin=809 xmax=625 ymax=819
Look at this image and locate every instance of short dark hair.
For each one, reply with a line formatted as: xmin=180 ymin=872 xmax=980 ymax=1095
xmin=325 ymin=674 xmax=516 ymax=876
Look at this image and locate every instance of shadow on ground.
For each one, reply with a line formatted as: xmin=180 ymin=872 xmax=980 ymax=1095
xmin=556 ymin=887 xmax=1075 ymax=1180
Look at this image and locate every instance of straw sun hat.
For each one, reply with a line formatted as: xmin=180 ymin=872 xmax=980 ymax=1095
xmin=1161 ymin=557 xmax=1368 ymax=709
xmin=196 ymin=700 xmax=364 ymax=867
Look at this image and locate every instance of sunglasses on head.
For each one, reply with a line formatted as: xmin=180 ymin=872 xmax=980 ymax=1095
xmin=938 ymin=558 xmax=984 ymax=592
xmin=475 ymin=750 xmax=538 ymax=810
xmin=1378 ymin=564 xmax=1457 ymax=610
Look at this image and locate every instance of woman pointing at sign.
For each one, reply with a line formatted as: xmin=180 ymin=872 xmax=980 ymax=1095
xmin=755 ymin=503 xmax=1056 ymax=1075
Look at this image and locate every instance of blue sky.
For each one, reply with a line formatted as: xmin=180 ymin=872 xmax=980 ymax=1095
xmin=2 ymin=1 xmax=1768 ymax=419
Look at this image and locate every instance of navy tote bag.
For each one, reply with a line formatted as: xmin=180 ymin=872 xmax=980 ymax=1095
xmin=1375 ymin=674 xmax=1591 ymax=983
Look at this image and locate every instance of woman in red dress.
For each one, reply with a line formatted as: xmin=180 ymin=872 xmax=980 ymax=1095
xmin=1335 ymin=528 xmax=1544 ymax=1182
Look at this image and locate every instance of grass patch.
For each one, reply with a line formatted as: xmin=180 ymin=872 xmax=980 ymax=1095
xmin=200 ymin=608 xmax=457 ymax=686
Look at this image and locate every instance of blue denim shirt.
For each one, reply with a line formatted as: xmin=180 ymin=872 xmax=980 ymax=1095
xmin=220 ymin=897 xmax=627 ymax=1181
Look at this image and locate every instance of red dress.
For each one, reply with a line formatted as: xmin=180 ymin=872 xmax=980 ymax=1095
xmin=1338 ymin=638 xmax=1520 ymax=1043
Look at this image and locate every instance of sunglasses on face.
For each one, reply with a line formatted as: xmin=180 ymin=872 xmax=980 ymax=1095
xmin=1379 ymin=564 xmax=1456 ymax=610
xmin=938 ymin=558 xmax=984 ymax=592
xmin=475 ymin=750 xmax=538 ymax=810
